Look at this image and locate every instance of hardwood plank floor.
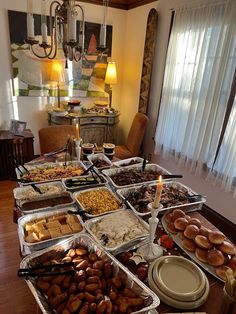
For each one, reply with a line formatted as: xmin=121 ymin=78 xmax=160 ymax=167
xmin=0 ymin=181 xmax=40 ymax=313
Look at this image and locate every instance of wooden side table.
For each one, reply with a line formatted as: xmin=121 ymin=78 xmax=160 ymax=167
xmin=0 ymin=130 xmax=34 ymax=180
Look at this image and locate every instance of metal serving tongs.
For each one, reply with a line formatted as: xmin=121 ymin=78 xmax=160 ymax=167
xmin=18 ymin=261 xmax=75 ymax=278
xmin=9 ymin=154 xmax=29 ymax=174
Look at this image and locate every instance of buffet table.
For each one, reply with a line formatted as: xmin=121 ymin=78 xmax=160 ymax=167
xmin=13 ymin=157 xmax=235 ymax=314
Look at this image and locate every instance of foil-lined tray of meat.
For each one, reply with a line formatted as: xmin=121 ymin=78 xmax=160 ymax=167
xmin=102 ymin=163 xmax=171 ymax=188
xmin=19 ymin=233 xmax=160 ymax=313
xmin=84 ymin=210 xmax=149 ymax=254
xmin=18 ymin=207 xmax=84 ymax=255
xmin=74 ymin=186 xmax=124 ymax=218
xmin=87 ymin=153 xmax=113 ymax=169
xmin=117 ymin=182 xmax=206 ymax=216
xmin=16 ymin=161 xmax=87 ymax=185
xmin=113 ymin=157 xmax=146 ymax=167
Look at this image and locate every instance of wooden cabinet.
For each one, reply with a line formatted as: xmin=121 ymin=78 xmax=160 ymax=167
xmin=48 ymin=112 xmax=119 ymax=146
xmin=0 ymin=130 xmax=34 ymax=180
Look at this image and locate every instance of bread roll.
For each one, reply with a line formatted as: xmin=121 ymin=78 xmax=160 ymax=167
xmin=172 ymin=209 xmax=186 ymax=221
xmin=174 ymin=217 xmax=188 ymax=231
xmin=182 ymin=237 xmax=196 ymax=252
xmin=166 ymin=222 xmax=178 ymax=234
xmin=187 ymin=218 xmax=201 ymax=228
xmin=227 ymin=256 xmax=236 ymax=271
xmin=208 ymin=231 xmax=225 ymax=245
xmin=185 ymin=215 xmax=191 ymax=221
xmin=164 ymin=212 xmax=173 ymax=223
xmin=195 ymin=235 xmax=213 ymax=250
xmin=184 ymin=224 xmax=199 ymax=239
xmin=195 ymin=247 xmax=208 ymax=263
xmin=207 ymin=249 xmax=224 ymax=266
xmin=199 ymin=226 xmax=211 ymax=238
xmin=215 ymin=265 xmax=232 ymax=281
xmin=218 ymin=241 xmax=236 ymax=255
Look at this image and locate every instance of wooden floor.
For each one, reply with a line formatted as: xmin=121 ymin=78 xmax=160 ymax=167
xmin=0 ymin=180 xmax=39 ymax=314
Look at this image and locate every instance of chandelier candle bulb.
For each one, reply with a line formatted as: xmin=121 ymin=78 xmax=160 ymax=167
xmin=153 ymin=175 xmax=163 ymax=209
xmin=75 ymin=123 xmax=79 ymax=141
xmin=27 ymin=13 xmax=35 ymax=39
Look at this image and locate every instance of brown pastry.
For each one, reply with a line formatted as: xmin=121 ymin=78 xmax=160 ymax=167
xmin=194 ymin=235 xmax=213 ymax=249
xmin=174 ymin=217 xmax=188 ymax=231
xmin=218 ymin=241 xmax=236 ymax=255
xmin=215 ymin=265 xmax=232 ymax=281
xmin=187 ymin=218 xmax=201 ymax=228
xmin=182 ymin=237 xmax=196 ymax=252
xmin=199 ymin=226 xmax=211 ymax=238
xmin=184 ymin=224 xmax=200 ymax=239
xmin=172 ymin=209 xmax=186 ymax=221
xmin=207 ymin=249 xmax=224 ymax=266
xmin=166 ymin=222 xmax=178 ymax=234
xmin=164 ymin=212 xmax=173 ymax=223
xmin=195 ymin=247 xmax=208 ymax=263
xmin=208 ymin=231 xmax=225 ymax=245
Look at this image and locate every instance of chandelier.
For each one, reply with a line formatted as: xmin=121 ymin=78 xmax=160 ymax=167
xmin=26 ymin=0 xmax=109 ymax=66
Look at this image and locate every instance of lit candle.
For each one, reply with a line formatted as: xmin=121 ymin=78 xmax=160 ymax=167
xmin=75 ymin=123 xmax=79 ymax=140
xmin=153 ymin=175 xmax=163 ymax=209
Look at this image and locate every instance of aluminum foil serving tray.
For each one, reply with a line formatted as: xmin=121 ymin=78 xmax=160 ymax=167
xmin=62 ymin=173 xmax=108 ymax=192
xmin=117 ymin=181 xmax=206 ymax=216
xmin=74 ymin=186 xmax=125 ymax=218
xmin=20 ymin=233 xmax=160 ymax=314
xmin=84 ymin=210 xmax=149 ymax=255
xmin=18 ymin=207 xmax=84 ymax=255
xmin=16 ymin=161 xmax=87 ymax=186
xmin=102 ymin=163 xmax=171 ymax=189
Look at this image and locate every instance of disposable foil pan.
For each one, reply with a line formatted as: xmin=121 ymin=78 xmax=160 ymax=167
xmin=13 ymin=181 xmax=66 ymax=205
xmin=16 ymin=161 xmax=87 ymax=186
xmin=102 ymin=163 xmax=171 ymax=189
xmin=84 ymin=210 xmax=149 ymax=255
xmin=18 ymin=207 xmax=84 ymax=255
xmin=20 ymin=233 xmax=160 ymax=313
xmin=73 ymin=186 xmax=125 ymax=218
xmin=62 ymin=173 xmax=108 ymax=192
xmin=16 ymin=191 xmax=75 ymax=215
xmin=87 ymin=152 xmax=113 ymax=169
xmin=113 ymin=157 xmax=146 ymax=167
xmin=117 ymin=182 xmax=206 ymax=217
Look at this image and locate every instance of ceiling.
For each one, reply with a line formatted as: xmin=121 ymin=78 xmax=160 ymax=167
xmin=79 ymin=0 xmax=156 ymax=10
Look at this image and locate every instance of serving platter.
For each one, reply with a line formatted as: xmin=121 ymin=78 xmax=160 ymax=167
xmin=117 ymin=181 xmax=206 ymax=217
xmin=84 ymin=210 xmax=149 ymax=255
xmin=20 ymin=233 xmax=160 ymax=314
xmin=102 ymin=163 xmax=171 ymax=189
xmin=73 ymin=186 xmax=124 ymax=218
xmin=161 ymin=216 xmax=224 ymax=282
xmin=113 ymin=157 xmax=146 ymax=167
xmin=18 ymin=207 xmax=85 ymax=255
xmin=16 ymin=161 xmax=87 ymax=185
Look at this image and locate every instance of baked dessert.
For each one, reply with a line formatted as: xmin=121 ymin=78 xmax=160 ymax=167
xmin=208 ymin=231 xmax=225 ymax=245
xmin=172 ymin=209 xmax=186 ymax=221
xmin=218 ymin=241 xmax=236 ymax=255
xmin=195 ymin=247 xmax=208 ymax=263
xmin=195 ymin=235 xmax=213 ymax=249
xmin=184 ymin=224 xmax=200 ymax=239
xmin=174 ymin=217 xmax=188 ymax=231
xmin=182 ymin=237 xmax=196 ymax=252
xmin=187 ymin=218 xmax=201 ymax=228
xmin=207 ymin=249 xmax=225 ymax=266
xmin=199 ymin=226 xmax=211 ymax=238
xmin=166 ymin=222 xmax=178 ymax=234
xmin=215 ymin=265 xmax=232 ymax=281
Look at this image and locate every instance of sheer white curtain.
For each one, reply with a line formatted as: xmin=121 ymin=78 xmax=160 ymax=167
xmin=154 ymin=0 xmax=236 ymax=176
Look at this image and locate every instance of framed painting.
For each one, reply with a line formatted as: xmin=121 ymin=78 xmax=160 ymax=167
xmin=8 ymin=10 xmax=113 ymax=98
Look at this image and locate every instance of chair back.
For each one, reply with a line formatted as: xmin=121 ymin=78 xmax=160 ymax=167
xmin=39 ymin=125 xmax=76 ymax=155
xmin=125 ymin=112 xmax=149 ymax=156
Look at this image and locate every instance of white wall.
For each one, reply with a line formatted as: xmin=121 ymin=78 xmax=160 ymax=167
xmin=0 ymin=0 xmax=126 ymax=154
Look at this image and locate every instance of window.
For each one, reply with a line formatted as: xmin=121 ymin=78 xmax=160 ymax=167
xmin=155 ymin=0 xmax=236 ymax=192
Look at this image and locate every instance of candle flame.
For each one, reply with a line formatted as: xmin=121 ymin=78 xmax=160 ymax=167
xmin=158 ymin=175 xmax=162 ymax=182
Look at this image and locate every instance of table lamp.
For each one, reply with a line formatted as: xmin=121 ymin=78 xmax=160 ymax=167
xmin=105 ymin=61 xmax=117 ymax=109
xmin=50 ymin=61 xmax=65 ymax=109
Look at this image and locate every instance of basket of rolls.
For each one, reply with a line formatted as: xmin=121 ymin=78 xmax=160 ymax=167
xmin=162 ymin=208 xmax=236 ymax=282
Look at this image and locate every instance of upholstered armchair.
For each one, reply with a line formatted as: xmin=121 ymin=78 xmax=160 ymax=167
xmin=115 ymin=112 xmax=149 ymax=159
xmin=39 ymin=125 xmax=76 ymax=155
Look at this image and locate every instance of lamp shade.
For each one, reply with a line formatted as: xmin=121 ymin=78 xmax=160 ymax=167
xmin=50 ymin=61 xmax=65 ymax=84
xmin=105 ymin=61 xmax=117 ymax=85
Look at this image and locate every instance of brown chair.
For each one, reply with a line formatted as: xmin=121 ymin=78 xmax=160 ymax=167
xmin=39 ymin=125 xmax=76 ymax=155
xmin=115 ymin=112 xmax=149 ymax=159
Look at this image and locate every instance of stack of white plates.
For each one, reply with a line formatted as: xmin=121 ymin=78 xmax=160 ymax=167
xmin=148 ymin=256 xmax=209 ymax=310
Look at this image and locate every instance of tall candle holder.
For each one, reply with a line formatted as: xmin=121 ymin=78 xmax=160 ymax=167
xmin=137 ymin=202 xmax=163 ymax=262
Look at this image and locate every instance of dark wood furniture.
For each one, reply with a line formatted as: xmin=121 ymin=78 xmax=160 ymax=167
xmin=0 ymin=130 xmax=34 ymax=180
